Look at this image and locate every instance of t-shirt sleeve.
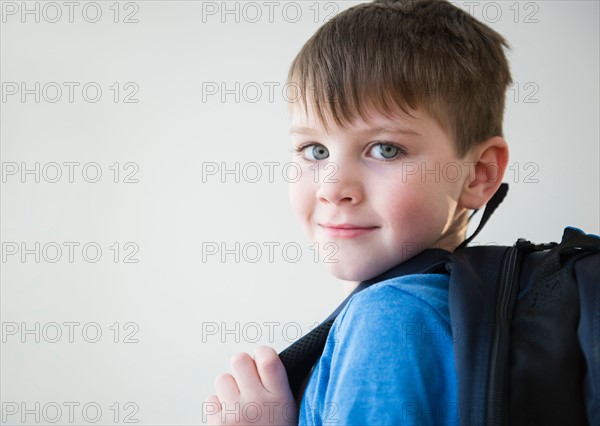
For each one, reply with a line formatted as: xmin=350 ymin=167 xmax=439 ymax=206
xmin=299 ymin=275 xmax=458 ymax=426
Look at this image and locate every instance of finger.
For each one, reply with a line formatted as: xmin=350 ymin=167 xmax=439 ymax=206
xmin=229 ymin=352 xmax=264 ymax=395
xmin=254 ymin=345 xmax=293 ymax=396
xmin=214 ymin=372 xmax=239 ymax=402
xmin=202 ymin=394 xmax=222 ymax=419
xmin=204 ymin=394 xmax=221 ymax=408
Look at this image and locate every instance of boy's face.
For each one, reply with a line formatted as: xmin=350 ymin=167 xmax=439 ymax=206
xmin=288 ymin=101 xmax=471 ymax=282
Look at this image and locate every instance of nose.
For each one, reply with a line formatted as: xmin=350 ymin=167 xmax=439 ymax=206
xmin=315 ymin=163 xmax=363 ymax=205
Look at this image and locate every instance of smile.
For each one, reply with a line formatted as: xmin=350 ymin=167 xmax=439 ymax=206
xmin=318 ymin=223 xmax=379 ymax=239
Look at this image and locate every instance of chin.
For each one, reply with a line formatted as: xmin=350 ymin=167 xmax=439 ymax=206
xmin=325 ymin=262 xmax=381 ymax=283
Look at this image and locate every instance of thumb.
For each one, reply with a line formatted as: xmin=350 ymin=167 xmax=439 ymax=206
xmin=254 ymin=345 xmax=294 ymax=397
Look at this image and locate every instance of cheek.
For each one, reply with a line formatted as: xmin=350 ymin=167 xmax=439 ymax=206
xmin=380 ymin=181 xmax=452 ymax=241
xmin=384 ymin=189 xmax=431 ymax=229
xmin=288 ymin=175 xmax=315 ymax=227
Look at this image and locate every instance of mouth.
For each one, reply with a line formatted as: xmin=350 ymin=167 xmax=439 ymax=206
xmin=318 ymin=223 xmax=379 ymax=239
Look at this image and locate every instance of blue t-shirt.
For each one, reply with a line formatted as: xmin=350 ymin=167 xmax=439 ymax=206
xmin=298 ymin=273 xmax=458 ymax=426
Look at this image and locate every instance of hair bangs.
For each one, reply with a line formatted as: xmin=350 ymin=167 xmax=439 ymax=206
xmin=287 ymin=0 xmax=513 ymax=157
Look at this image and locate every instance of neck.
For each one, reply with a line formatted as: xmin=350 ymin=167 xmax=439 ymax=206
xmin=343 ymin=281 xmax=360 ymax=297
xmin=434 ymin=207 xmax=471 ymax=252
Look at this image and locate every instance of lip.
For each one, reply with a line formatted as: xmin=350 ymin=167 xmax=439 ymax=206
xmin=319 ymin=223 xmax=379 ymax=239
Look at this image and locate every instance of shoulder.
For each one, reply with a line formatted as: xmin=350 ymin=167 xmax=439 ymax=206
xmin=334 ymin=273 xmax=452 ymax=336
xmin=308 ymin=274 xmax=458 ymax=424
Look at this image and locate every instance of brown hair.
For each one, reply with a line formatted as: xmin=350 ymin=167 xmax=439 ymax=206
xmin=286 ymin=0 xmax=513 ymax=157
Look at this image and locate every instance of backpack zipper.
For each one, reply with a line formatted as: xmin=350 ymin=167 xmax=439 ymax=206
xmin=486 ymin=246 xmax=520 ymax=426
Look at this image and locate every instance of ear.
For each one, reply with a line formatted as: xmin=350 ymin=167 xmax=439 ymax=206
xmin=459 ymin=136 xmax=509 ymax=210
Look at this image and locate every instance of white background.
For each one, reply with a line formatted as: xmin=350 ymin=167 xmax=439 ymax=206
xmin=1 ymin=1 xmax=599 ymax=425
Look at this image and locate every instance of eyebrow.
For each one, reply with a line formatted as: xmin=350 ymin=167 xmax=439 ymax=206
xmin=289 ymin=126 xmax=421 ymax=136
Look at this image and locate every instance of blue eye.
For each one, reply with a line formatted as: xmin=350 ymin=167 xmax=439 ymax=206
xmin=369 ymin=143 xmax=403 ymax=160
xmin=298 ymin=144 xmax=329 ymax=161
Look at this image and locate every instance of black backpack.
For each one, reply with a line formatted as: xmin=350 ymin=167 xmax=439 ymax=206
xmin=278 ymin=183 xmax=600 ymax=425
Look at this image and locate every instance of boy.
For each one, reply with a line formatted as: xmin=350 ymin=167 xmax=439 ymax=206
xmin=205 ymin=0 xmax=512 ymax=424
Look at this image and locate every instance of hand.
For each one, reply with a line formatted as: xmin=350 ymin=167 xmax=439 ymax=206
xmin=204 ymin=345 xmax=298 ymax=425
